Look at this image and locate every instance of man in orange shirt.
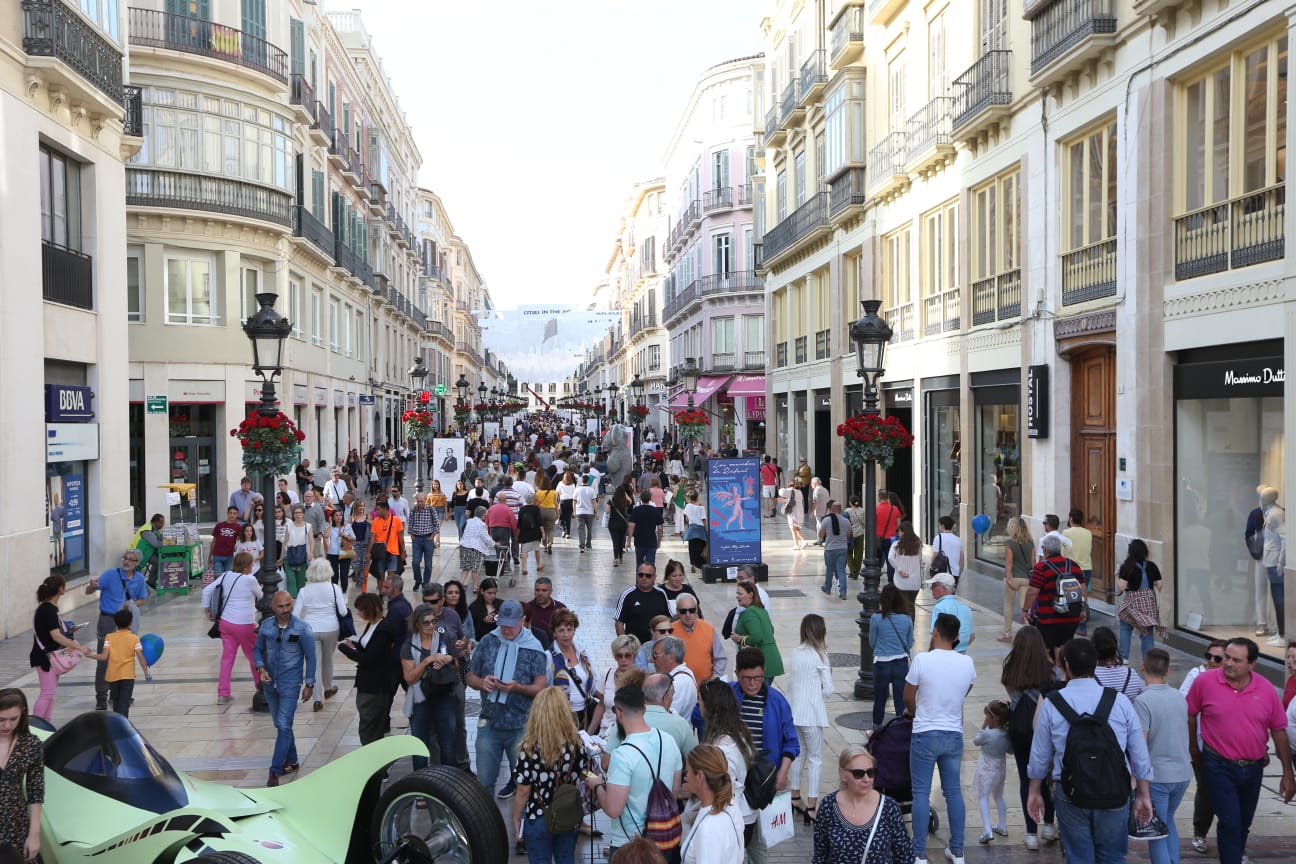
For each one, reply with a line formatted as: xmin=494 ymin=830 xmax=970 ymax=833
xmin=670 ymin=595 xmax=726 ymax=683
xmin=368 ymin=500 xmax=405 ymax=580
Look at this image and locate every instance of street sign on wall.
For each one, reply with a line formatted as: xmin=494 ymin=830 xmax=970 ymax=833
xmin=146 ymin=395 xmax=168 ymax=414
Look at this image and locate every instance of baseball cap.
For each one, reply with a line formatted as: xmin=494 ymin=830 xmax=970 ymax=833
xmin=924 ymin=573 xmax=956 ymax=590
xmin=799 ymin=456 xmax=806 ymax=461
xmin=496 ymin=599 xmax=524 ymax=627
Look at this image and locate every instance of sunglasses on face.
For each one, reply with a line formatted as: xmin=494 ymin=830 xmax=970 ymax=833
xmin=614 ymin=652 xmax=635 ymax=659
xmin=846 ymin=768 xmax=877 ymax=780
xmin=654 ymin=628 xmax=672 ymax=635
xmin=677 ymin=607 xmax=698 ymax=614
xmin=1205 ymin=653 xmax=1224 ymax=662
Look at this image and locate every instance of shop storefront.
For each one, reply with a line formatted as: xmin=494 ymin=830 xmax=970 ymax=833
xmin=924 ymin=375 xmax=961 ymax=538
xmin=1174 ymin=341 xmax=1286 ymax=654
xmin=883 ymin=382 xmax=914 ymax=517
xmin=971 ymin=371 xmax=1022 ymax=567
xmin=46 ymin=384 xmax=97 ymax=581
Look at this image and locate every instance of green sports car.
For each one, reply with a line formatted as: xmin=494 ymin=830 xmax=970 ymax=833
xmin=37 ymin=712 xmax=507 ymax=864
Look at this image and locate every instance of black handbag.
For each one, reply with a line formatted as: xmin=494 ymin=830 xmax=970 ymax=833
xmin=417 ymin=634 xmax=457 ymax=698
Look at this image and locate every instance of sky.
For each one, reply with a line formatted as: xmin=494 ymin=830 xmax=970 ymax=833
xmin=344 ymin=0 xmax=767 ymax=317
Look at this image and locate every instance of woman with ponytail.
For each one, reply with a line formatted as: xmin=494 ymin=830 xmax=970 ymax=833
xmin=680 ymin=744 xmax=745 ymax=863
xmin=29 ymin=575 xmax=90 ymax=721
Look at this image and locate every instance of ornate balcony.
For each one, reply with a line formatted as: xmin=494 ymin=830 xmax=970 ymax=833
xmin=882 ymin=303 xmax=916 ymax=343
xmin=868 ymin=132 xmax=909 ymax=199
xmin=922 ymin=288 xmax=961 ymax=336
xmin=829 ymin=167 xmax=868 ymax=220
xmin=1061 ymin=238 xmax=1117 ymax=306
xmin=289 ymin=73 xmax=317 ymax=126
xmin=126 ymin=168 xmax=291 ymax=227
xmin=952 ymin=51 xmax=1012 ymax=144
xmin=779 ymin=79 xmax=803 ymax=129
xmin=1173 ymin=185 xmax=1285 ymax=281
xmin=711 ymin=352 xmax=735 ymax=372
xmin=291 ymin=205 xmax=334 ymax=260
xmin=799 ymin=50 xmax=828 ymax=108
xmin=830 ymin=4 xmax=865 ymax=70
xmin=765 ymin=107 xmax=785 ymax=149
xmin=905 ymin=97 xmax=954 ymax=177
xmin=762 ymin=192 xmax=830 ymax=267
xmin=21 ymin=0 xmax=124 ymax=110
xmin=971 ymin=270 xmax=1022 ymax=326
xmin=122 ymin=85 xmax=143 ymax=137
xmin=42 ymin=240 xmax=93 ymax=309
xmin=1027 ymin=0 xmax=1117 ymax=86
xmin=309 ymin=102 xmax=332 ymax=148
xmin=127 ymin=8 xmax=288 ymax=86
xmin=702 ymin=187 xmax=734 ymax=214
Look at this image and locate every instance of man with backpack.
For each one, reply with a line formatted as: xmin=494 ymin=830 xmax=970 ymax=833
xmin=1027 ymin=636 xmax=1154 ymax=864
xmin=1022 ymin=534 xmax=1087 ymax=653
xmin=589 ymin=684 xmax=684 ymax=861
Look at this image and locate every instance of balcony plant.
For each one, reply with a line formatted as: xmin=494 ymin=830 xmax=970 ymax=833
xmin=402 ymin=409 xmax=435 ymax=441
xmin=673 ymin=408 xmax=710 ymax=441
xmin=230 ymin=411 xmax=306 ymax=476
xmin=836 ymin=412 xmax=914 ymax=470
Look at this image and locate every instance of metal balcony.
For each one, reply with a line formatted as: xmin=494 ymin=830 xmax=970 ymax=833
xmin=779 ymin=79 xmax=802 ymax=128
xmin=1061 ymin=238 xmax=1117 ymax=305
xmin=765 ymin=107 xmax=785 ymax=148
xmin=1173 ymin=185 xmax=1286 ymax=281
xmin=882 ymin=303 xmax=916 ymax=343
xmin=952 ymin=51 xmax=1012 ymax=141
xmin=922 ymin=288 xmax=961 ymax=336
xmin=971 ymin=270 xmax=1022 ymax=326
xmin=711 ymin=353 xmax=735 ymax=372
xmin=830 ymin=5 xmax=865 ymax=69
xmin=799 ymin=50 xmax=828 ymax=107
xmin=761 ymin=192 xmax=830 ymax=266
xmin=868 ymin=132 xmax=909 ymax=197
xmin=743 ymin=350 xmax=765 ymax=370
xmin=290 ymin=73 xmax=317 ymax=125
xmin=829 ymin=167 xmax=868 ymax=219
xmin=127 ymin=168 xmax=291 ymax=227
xmin=868 ymin=0 xmax=907 ymax=27
xmin=905 ymin=97 xmax=954 ymax=175
xmin=127 ymin=7 xmax=288 ymax=84
xmin=21 ymin=0 xmax=124 ymax=106
xmin=41 ymin=240 xmax=93 ymax=309
xmin=122 ymin=85 xmax=143 ymax=137
xmin=292 ymin=206 xmax=335 ymax=259
xmin=702 ymin=187 xmax=734 ymax=214
xmin=309 ymin=102 xmax=332 ymax=148
xmin=1027 ymin=0 xmax=1117 ymax=83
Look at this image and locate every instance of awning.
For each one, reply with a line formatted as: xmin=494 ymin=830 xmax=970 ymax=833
xmin=667 ymin=375 xmax=731 ymax=410
xmin=726 ymin=375 xmax=766 ymax=397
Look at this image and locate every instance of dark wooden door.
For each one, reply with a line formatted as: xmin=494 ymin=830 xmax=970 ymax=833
xmin=1071 ymin=348 xmax=1117 ymax=598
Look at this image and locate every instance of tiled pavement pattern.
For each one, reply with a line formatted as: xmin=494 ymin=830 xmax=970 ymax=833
xmin=10 ymin=517 xmax=1296 ymax=862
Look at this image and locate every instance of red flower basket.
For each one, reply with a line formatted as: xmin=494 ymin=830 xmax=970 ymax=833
xmin=230 ymin=411 xmax=305 ymax=475
xmin=836 ymin=413 xmax=914 ymax=470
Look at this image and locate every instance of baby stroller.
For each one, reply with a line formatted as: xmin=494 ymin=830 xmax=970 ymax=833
xmin=866 ymin=715 xmax=939 ymax=835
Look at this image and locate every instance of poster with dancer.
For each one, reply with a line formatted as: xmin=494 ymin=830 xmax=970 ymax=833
xmin=432 ymin=438 xmax=466 ymax=491
xmin=706 ymin=457 xmax=762 ymax=565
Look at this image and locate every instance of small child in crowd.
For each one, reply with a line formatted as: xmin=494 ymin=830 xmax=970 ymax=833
xmin=973 ymin=699 xmax=1012 ymax=844
xmin=85 ymin=608 xmax=151 ymax=718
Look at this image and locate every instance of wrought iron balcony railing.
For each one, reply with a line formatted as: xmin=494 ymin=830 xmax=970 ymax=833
xmin=923 ymin=288 xmax=962 ymax=336
xmin=1061 ymin=237 xmax=1117 ymax=305
xmin=42 ymin=240 xmax=93 ymax=309
xmin=127 ymin=7 xmax=288 ymax=84
xmin=868 ymin=132 xmax=907 ymax=192
xmin=882 ymin=303 xmax=916 ymax=343
xmin=829 ymin=167 xmax=868 ymax=216
xmin=830 ymin=5 xmax=865 ymax=66
xmin=292 ymin=205 xmax=334 ymax=258
xmin=127 ymin=168 xmax=291 ymax=226
xmin=799 ymin=49 xmax=827 ymax=105
xmin=952 ymin=50 xmax=1012 ymax=132
xmin=22 ymin=0 xmax=124 ymax=104
xmin=906 ymin=97 xmax=953 ymax=163
xmin=122 ymin=85 xmax=143 ymax=136
xmin=762 ymin=192 xmax=829 ymax=263
xmin=1029 ymin=0 xmax=1116 ymax=77
xmin=743 ymin=350 xmax=765 ymax=370
xmin=1173 ymin=185 xmax=1285 ymax=281
xmin=971 ymin=270 xmax=1022 ymax=325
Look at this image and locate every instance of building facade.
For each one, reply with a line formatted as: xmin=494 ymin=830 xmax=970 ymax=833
xmin=759 ymin=0 xmax=1296 ymax=657
xmin=661 ymin=54 xmax=766 ymax=453
xmin=1 ymin=0 xmax=137 ymax=634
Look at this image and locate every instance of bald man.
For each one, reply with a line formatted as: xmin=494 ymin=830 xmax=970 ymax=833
xmin=253 ymin=590 xmax=316 ymax=787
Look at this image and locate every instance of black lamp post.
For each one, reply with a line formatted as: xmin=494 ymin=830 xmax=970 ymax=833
xmin=607 ymin=381 xmax=619 ymax=420
xmin=477 ymin=381 xmax=488 ymax=431
xmin=408 ymin=358 xmax=428 ymax=494
xmin=682 ymin=357 xmax=699 ymax=410
xmin=850 ymin=299 xmax=893 ymax=701
xmin=242 ymin=293 xmax=291 ymax=712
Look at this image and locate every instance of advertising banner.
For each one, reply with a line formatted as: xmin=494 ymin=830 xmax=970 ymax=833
xmin=47 ymin=473 xmax=85 ymax=571
xmin=484 ymin=422 xmax=500 ymax=441
xmin=431 ymin=438 xmax=465 ymax=490
xmin=705 ymin=457 xmax=762 ymax=566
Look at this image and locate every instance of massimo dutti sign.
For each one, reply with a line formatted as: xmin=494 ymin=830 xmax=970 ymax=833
xmin=1175 ymin=356 xmax=1285 ymax=399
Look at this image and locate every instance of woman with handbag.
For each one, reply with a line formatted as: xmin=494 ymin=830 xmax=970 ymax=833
xmin=293 ymin=559 xmax=347 ymax=711
xmin=867 ymin=585 xmax=913 ymax=728
xmin=550 ymin=609 xmax=597 ymax=729
xmin=282 ymin=505 xmax=313 ymax=598
xmin=1116 ymin=538 xmax=1165 ymax=661
xmin=337 ymin=592 xmax=397 ymax=746
xmin=512 ymin=686 xmax=589 ymax=863
xmin=348 ymin=500 xmax=370 ymax=592
xmin=812 ymin=746 xmax=914 ymax=864
xmin=886 ymin=521 xmax=924 ymax=607
xmin=324 ymin=509 xmax=355 ymax=590
xmin=29 ymin=575 xmax=91 ymax=722
xmin=201 ymin=551 xmax=262 ymax=705
xmin=400 ymin=602 xmax=460 ymax=769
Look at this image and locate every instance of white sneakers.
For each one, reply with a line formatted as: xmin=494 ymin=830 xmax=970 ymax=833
xmin=1040 ymin=823 xmax=1059 ymax=842
xmin=1024 ymin=834 xmax=1040 ymax=851
xmin=943 ymin=849 xmax=966 ymax=864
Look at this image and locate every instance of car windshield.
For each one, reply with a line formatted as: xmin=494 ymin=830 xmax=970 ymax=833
xmin=43 ymin=712 xmax=188 ymax=813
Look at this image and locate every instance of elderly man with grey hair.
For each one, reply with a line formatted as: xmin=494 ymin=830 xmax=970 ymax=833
xmin=650 ymin=635 xmax=697 ymax=719
xmin=602 ymin=672 xmax=698 ymax=769
xmin=1023 ymin=533 xmax=1088 ymax=652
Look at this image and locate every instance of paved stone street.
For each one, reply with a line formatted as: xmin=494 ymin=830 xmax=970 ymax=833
xmin=11 ymin=518 xmax=1296 ymax=862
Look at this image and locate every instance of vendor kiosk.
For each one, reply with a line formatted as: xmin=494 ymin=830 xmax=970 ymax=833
xmin=155 ymin=483 xmax=205 ymax=595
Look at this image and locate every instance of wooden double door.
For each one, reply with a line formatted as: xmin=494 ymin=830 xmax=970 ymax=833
xmin=1070 ymin=347 xmax=1117 ymax=599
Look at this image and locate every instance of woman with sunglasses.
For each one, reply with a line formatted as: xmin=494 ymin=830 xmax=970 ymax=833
xmin=587 ymin=634 xmax=641 ymax=736
xmin=1178 ymin=639 xmax=1227 ymax=855
xmin=635 ymin=615 xmax=675 ymax=670
xmin=250 ymin=503 xmax=268 ymax=546
xmin=400 ymin=600 xmax=461 ymax=770
xmin=999 ymin=625 xmax=1060 ymax=850
xmin=812 ymin=746 xmax=913 ymax=864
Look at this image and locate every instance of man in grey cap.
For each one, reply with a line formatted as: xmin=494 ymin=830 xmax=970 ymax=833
xmin=466 ymin=598 xmax=549 ymax=800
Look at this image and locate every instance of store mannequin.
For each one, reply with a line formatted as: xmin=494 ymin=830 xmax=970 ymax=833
xmin=1260 ymin=485 xmax=1287 ymax=647
xmin=1245 ymin=487 xmax=1271 ymax=635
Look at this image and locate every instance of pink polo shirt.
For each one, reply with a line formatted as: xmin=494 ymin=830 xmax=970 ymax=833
xmin=1186 ymin=667 xmax=1287 ymax=761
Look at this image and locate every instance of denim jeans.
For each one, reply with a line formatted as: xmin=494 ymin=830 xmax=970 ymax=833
xmin=475 ymin=719 xmax=524 ymax=792
xmin=1118 ymin=617 xmax=1156 ymax=661
xmin=909 ymin=729 xmax=966 ymax=858
xmin=1202 ymin=749 xmax=1265 ymax=864
xmin=634 ymin=544 xmax=658 ymax=568
xmin=1054 ymin=787 xmax=1128 ymax=864
xmin=454 ymin=506 xmax=467 ymax=539
xmin=410 ymin=691 xmax=457 ymax=770
xmin=1267 ymin=565 xmax=1286 ymax=635
xmin=1148 ymin=779 xmax=1190 ymax=864
xmin=871 ymin=657 xmax=908 ymax=727
xmin=263 ymin=684 xmax=301 ymax=776
xmin=411 ymin=535 xmax=435 ymax=587
xmin=212 ymin=555 xmax=233 ymax=576
xmin=523 ymin=816 xmax=578 ymax=864
xmin=823 ymin=548 xmax=848 ymax=595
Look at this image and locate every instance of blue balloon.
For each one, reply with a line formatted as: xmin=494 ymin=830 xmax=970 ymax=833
xmin=971 ymin=514 xmax=992 ymax=535
xmin=140 ymin=633 xmax=164 ymax=666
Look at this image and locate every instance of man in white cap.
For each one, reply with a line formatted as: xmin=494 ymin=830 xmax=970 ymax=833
xmin=926 ymin=573 xmax=975 ymax=653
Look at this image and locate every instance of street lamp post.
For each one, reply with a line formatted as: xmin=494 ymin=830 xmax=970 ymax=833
xmin=408 ymin=358 xmax=428 ymax=494
xmin=242 ymin=293 xmax=291 ymax=712
xmin=477 ymin=381 xmax=488 ymax=434
xmin=850 ymin=299 xmax=893 ymax=701
xmin=607 ymin=381 xmax=619 ymax=421
xmin=629 ymin=373 xmax=646 ymax=472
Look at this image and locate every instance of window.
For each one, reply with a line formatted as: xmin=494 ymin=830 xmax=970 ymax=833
xmin=312 ymin=170 xmax=325 ymax=222
xmin=713 ymin=317 xmax=735 ymax=353
xmin=972 ymin=171 xmax=1020 ymax=280
xmin=713 ymin=150 xmax=730 ymax=189
xmin=328 ymin=297 xmax=340 ymax=351
xmin=343 ymin=304 xmax=352 ymax=355
xmin=714 ymin=233 xmax=732 ymax=277
xmin=127 ymin=254 xmax=142 ymax=322
xmin=744 ymin=315 xmax=764 ymax=353
xmin=794 ymin=151 xmax=807 ymax=206
xmin=1181 ymin=35 xmax=1288 ymax=212
xmin=776 ymin=169 xmax=787 ymax=221
xmin=745 ymin=146 xmax=756 ymax=185
xmin=1064 ymin=122 xmax=1117 ymax=251
xmin=888 ymin=54 xmax=907 ymax=132
xmin=165 ymin=255 xmax=217 ymax=326
xmin=310 ymin=289 xmax=321 ymax=345
xmin=922 ymin=200 xmax=959 ymax=299
xmin=929 ymin=11 xmax=948 ymax=97
xmin=289 ymin=278 xmax=302 ymax=338
xmin=648 ymin=344 xmax=661 ymax=371
xmin=39 ymin=145 xmax=82 ymax=251
xmin=79 ymin=0 xmax=119 ymax=41
xmin=884 ymin=226 xmax=912 ymax=307
xmin=241 ymin=264 xmax=261 ymax=322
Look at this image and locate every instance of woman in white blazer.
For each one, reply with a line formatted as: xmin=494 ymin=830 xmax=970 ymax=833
xmin=787 ymin=613 xmax=833 ymax=823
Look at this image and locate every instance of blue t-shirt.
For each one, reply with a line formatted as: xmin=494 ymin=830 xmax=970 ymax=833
xmin=606 ymin=728 xmax=683 ymax=848
xmin=930 ymin=595 xmax=974 ymax=653
xmin=95 ymin=567 xmax=148 ymax=615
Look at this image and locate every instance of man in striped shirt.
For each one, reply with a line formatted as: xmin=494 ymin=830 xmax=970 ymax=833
xmin=407 ymin=492 xmax=439 ymax=590
xmin=730 ymin=646 xmax=798 ymax=864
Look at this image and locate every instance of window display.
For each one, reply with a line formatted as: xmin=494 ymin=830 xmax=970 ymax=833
xmin=975 ymin=401 xmax=1020 ymax=566
xmin=926 ymin=390 xmax=960 ymax=539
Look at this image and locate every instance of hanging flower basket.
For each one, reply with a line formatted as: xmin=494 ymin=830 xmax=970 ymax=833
xmin=674 ymin=408 xmax=709 ymax=441
xmin=403 ymin=409 xmax=435 ymax=441
xmin=836 ymin=412 xmax=914 ymax=470
xmin=230 ymin=411 xmax=306 ymax=476
xmin=452 ymin=402 xmax=472 ymax=424
xmin=628 ymin=403 xmax=650 ymax=423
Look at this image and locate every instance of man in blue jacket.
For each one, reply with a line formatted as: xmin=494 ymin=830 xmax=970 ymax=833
xmin=253 ymin=590 xmax=316 ymax=787
xmin=730 ymin=646 xmax=799 ymax=864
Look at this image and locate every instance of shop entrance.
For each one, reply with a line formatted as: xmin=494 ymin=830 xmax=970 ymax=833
xmin=168 ymin=404 xmax=218 ymax=522
xmin=1070 ymin=346 xmax=1117 ymax=599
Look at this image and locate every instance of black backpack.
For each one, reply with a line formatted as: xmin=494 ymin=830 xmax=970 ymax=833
xmin=1046 ymin=687 xmax=1130 ymax=810
xmin=1008 ymin=682 xmax=1060 ymax=743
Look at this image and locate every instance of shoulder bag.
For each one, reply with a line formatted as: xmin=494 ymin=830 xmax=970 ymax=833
xmin=34 ymin=619 xmax=83 ymax=675
xmin=418 ymin=631 xmax=458 ymax=699
xmin=207 ymin=573 xmax=242 ymax=639
xmin=335 ymin=585 xmax=356 ymax=639
xmin=857 ymin=794 xmax=887 ymax=863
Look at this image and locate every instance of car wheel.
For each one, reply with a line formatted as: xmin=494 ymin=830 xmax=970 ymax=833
xmin=371 ymin=767 xmax=507 ymax=864
xmin=194 ymin=853 xmax=264 ymax=863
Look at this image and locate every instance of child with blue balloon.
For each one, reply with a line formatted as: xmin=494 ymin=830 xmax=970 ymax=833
xmin=85 ymin=610 xmax=154 ymax=717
